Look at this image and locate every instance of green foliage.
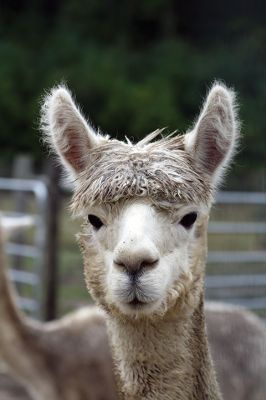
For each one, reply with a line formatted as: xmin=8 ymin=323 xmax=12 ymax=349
xmin=0 ymin=0 xmax=265 ymax=181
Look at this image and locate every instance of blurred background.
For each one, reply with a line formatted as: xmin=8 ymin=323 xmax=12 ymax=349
xmin=0 ymin=0 xmax=266 ymax=320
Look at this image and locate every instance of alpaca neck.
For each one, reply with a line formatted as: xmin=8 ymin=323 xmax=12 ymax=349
xmin=0 ymin=230 xmax=25 ymax=328
xmin=107 ymin=295 xmax=221 ymax=400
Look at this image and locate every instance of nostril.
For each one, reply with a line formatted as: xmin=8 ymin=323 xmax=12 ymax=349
xmin=140 ymin=258 xmax=159 ymax=270
xmin=114 ymin=260 xmax=126 ymax=270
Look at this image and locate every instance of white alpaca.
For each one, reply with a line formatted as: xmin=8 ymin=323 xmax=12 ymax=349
xmin=42 ymin=82 xmax=238 ymax=399
xmin=1 ymin=84 xmax=266 ymax=400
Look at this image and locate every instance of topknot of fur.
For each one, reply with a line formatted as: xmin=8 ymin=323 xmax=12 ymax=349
xmin=71 ymin=133 xmax=213 ymax=214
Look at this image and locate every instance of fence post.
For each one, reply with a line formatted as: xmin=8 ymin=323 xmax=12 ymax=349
xmin=43 ymin=161 xmax=61 ymax=321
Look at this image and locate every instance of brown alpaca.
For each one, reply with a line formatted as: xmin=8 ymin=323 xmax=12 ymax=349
xmin=207 ymin=302 xmax=266 ymax=400
xmin=0 ymin=218 xmax=118 ymax=400
xmin=41 ymin=82 xmax=239 ymax=399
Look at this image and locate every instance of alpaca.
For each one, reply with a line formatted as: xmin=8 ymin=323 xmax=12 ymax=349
xmin=41 ymin=82 xmax=239 ymax=400
xmin=207 ymin=302 xmax=266 ymax=400
xmin=1 ymin=206 xmax=266 ymax=398
xmin=1 ymin=83 xmax=266 ymax=400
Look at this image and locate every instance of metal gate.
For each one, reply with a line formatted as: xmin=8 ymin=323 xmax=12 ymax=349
xmin=0 ymin=177 xmax=48 ymax=318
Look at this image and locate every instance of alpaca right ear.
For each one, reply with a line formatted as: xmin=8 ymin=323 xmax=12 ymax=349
xmin=185 ymin=83 xmax=239 ymax=187
xmin=41 ymin=86 xmax=100 ymax=176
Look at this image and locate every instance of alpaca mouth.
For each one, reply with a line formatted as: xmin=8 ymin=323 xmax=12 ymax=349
xmin=113 ymin=282 xmax=160 ymax=312
xmin=128 ymin=297 xmax=144 ymax=307
xmin=115 ymin=288 xmax=160 ymax=314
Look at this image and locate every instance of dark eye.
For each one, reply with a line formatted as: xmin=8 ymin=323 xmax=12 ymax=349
xmin=88 ymin=214 xmax=104 ymax=230
xmin=179 ymin=212 xmax=198 ymax=229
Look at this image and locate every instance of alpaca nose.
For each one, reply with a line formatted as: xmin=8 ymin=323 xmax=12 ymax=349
xmin=114 ymin=241 xmax=159 ymax=275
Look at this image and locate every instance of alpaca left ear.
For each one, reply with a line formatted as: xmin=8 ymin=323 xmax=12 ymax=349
xmin=41 ymin=85 xmax=102 ymax=178
xmin=185 ymin=83 xmax=239 ymax=186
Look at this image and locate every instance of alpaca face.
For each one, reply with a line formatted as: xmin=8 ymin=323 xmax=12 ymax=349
xmin=41 ymin=82 xmax=239 ymax=318
xmin=80 ymin=198 xmax=208 ymax=317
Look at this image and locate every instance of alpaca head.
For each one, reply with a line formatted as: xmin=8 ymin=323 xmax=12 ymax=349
xmin=42 ymin=83 xmax=239 ymax=319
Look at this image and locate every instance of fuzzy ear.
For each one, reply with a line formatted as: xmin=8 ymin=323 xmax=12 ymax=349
xmin=41 ymin=86 xmax=100 ymax=176
xmin=185 ymin=83 xmax=239 ymax=186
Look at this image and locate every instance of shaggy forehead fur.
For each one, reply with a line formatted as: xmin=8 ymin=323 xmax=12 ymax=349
xmin=72 ymin=130 xmax=212 ymax=214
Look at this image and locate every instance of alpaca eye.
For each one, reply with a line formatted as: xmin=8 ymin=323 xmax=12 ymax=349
xmin=88 ymin=214 xmax=104 ymax=230
xmin=179 ymin=212 xmax=198 ymax=229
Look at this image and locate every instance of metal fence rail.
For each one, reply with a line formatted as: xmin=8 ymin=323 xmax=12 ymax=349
xmin=206 ymin=191 xmax=266 ymax=311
